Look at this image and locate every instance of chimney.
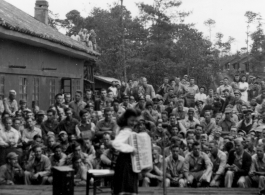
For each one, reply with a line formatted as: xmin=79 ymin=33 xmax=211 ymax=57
xmin=34 ymin=0 xmax=49 ymax=25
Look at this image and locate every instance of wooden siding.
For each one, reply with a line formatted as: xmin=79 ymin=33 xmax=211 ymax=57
xmin=0 ymin=39 xmax=85 ymax=109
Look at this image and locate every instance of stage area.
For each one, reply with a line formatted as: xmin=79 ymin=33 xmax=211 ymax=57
xmin=0 ymin=186 xmax=259 ymax=195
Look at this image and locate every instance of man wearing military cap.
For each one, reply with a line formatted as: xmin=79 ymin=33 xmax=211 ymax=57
xmin=0 ymin=152 xmax=23 ymax=185
xmin=218 ymin=108 xmax=236 ymax=133
xmin=120 ymin=95 xmax=133 ymax=109
xmin=237 ymin=108 xmax=254 ymax=134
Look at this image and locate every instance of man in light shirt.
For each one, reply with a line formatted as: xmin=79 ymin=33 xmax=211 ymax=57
xmin=0 ymin=117 xmax=20 ymax=148
xmin=195 ymin=86 xmax=207 ymax=104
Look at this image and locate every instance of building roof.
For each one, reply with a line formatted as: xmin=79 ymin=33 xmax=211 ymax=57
xmin=94 ymin=75 xmax=121 ymax=85
xmin=0 ymin=0 xmax=100 ymax=58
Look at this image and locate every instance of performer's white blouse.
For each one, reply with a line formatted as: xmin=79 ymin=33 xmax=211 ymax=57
xmin=112 ymin=127 xmax=134 ymax=153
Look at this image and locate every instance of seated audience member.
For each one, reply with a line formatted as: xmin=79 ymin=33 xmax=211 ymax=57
xmin=41 ymin=109 xmax=59 ymax=142
xmin=75 ymin=109 xmax=95 ymax=140
xmin=172 ymin=99 xmax=188 ymax=120
xmin=181 ymin=108 xmax=200 ymax=130
xmin=143 ymin=101 xmax=161 ymax=122
xmin=0 ymin=117 xmax=20 ymax=149
xmin=71 ymin=154 xmax=88 ymax=186
xmin=246 ymin=145 xmax=265 ymax=192
xmin=218 ymin=108 xmax=236 ymax=134
xmin=120 ymin=95 xmax=133 ymax=110
xmin=0 ymin=152 xmax=24 ymax=185
xmin=224 ymin=139 xmax=252 ymax=188
xmin=92 ymin=144 xmax=105 ymax=169
xmin=194 ymin=124 xmax=203 ymax=142
xmin=24 ymin=144 xmax=51 ymax=185
xmin=49 ymin=144 xmax=67 ymax=167
xmin=143 ymin=147 xmax=163 ymax=187
xmin=209 ymin=127 xmax=224 ymax=150
xmin=167 ymin=114 xmax=186 ymax=134
xmin=3 ymin=90 xmax=18 ymax=117
xmin=244 ymin=136 xmax=256 ymax=156
xmin=58 ymin=108 xmax=79 ymax=136
xmin=237 ymin=108 xmax=254 ymax=135
xmin=183 ymin=141 xmax=212 ymax=187
xmin=200 ymin=110 xmax=216 ymax=136
xmin=58 ymin=131 xmax=70 ymax=154
xmin=113 ymin=99 xmax=125 ymax=119
xmin=165 ymin=145 xmax=185 ymax=187
xmin=22 ymin=118 xmax=42 ymax=146
xmin=66 ymin=142 xmax=92 ymax=170
xmin=208 ymin=140 xmax=227 ymax=187
xmin=50 ymin=93 xmax=67 ymax=121
xmin=46 ymin=136 xmax=56 ymax=157
xmin=184 ymin=137 xmax=195 ymax=157
xmin=82 ymin=138 xmax=95 ymax=159
xmin=69 ymin=90 xmax=87 ymax=120
xmin=35 ymin=110 xmax=46 ymax=129
xmin=47 ymin=144 xmax=67 ymax=183
xmin=95 ymin=107 xmax=118 ymax=139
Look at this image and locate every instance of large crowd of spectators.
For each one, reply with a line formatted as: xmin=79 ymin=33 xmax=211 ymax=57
xmin=1 ymin=74 xmax=265 ymax=193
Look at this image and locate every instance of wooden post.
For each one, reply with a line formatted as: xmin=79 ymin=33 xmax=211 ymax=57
xmin=162 ymin=135 xmax=167 ymax=195
xmin=121 ymin=0 xmax=127 ymax=82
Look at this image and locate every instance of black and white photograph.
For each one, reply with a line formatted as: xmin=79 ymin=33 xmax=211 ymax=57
xmin=0 ymin=0 xmax=265 ymax=194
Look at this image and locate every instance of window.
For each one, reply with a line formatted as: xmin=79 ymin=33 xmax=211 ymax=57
xmin=245 ymin=63 xmax=250 ymax=72
xmin=19 ymin=77 xmax=27 ymax=101
xmin=32 ymin=78 xmax=40 ymax=106
xmin=0 ymin=75 xmax=4 ymax=98
xmin=49 ymin=78 xmax=56 ymax=105
xmin=61 ymin=78 xmax=72 ymax=94
xmin=84 ymin=61 xmax=94 ymax=82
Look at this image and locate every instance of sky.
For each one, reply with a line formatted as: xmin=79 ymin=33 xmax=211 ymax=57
xmin=4 ymin=0 xmax=265 ymax=53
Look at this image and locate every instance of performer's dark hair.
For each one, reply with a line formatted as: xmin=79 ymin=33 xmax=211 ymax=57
xmin=117 ymin=108 xmax=141 ymax=128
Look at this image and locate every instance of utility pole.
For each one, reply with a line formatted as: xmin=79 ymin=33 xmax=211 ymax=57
xmin=121 ymin=0 xmax=127 ymax=82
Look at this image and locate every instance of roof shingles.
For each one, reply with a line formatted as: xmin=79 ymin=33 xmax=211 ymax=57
xmin=0 ymin=0 xmax=99 ymax=57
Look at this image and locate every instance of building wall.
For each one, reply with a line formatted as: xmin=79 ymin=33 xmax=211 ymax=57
xmin=0 ymin=39 xmax=85 ymax=109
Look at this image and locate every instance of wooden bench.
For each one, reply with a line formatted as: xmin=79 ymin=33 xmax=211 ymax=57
xmin=86 ymin=169 xmax=114 ymax=195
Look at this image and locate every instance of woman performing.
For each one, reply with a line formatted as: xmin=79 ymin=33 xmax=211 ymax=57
xmin=112 ymin=108 xmax=141 ymax=195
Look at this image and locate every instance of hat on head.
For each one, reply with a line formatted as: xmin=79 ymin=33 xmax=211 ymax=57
xmin=6 ymin=152 xmax=18 ymax=160
xmin=139 ymin=96 xmax=145 ymax=101
xmin=145 ymin=101 xmax=153 ymax=108
xmin=238 ymin=129 xmax=246 ymax=136
xmin=234 ymin=90 xmax=241 ymax=95
xmin=47 ymin=131 xmax=55 ymax=138
xmin=19 ymin=99 xmax=26 ymax=104
xmin=196 ymin=100 xmax=204 ymax=105
xmin=123 ymin=95 xmax=129 ymax=100
xmin=23 ymin=108 xmax=32 ymax=113
xmin=188 ymin=108 xmax=195 ymax=113
xmin=152 ymin=98 xmax=159 ymax=104
xmin=59 ymin=131 xmax=67 ymax=136
xmin=37 ymin=110 xmax=45 ymax=115
xmin=243 ymin=107 xmax=253 ymax=114
xmin=222 ymin=89 xmax=229 ymax=93
xmin=224 ymin=107 xmax=232 ymax=114
xmin=9 ymin=90 xmax=16 ymax=95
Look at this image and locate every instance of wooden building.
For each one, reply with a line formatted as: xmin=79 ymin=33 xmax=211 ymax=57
xmin=94 ymin=75 xmax=120 ymax=91
xmin=0 ymin=0 xmax=99 ymax=109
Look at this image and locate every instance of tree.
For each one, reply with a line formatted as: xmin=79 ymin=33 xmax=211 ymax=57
xmin=250 ymin=14 xmax=265 ymax=72
xmin=204 ymin=18 xmax=216 ymax=42
xmin=244 ymin=11 xmax=258 ymax=55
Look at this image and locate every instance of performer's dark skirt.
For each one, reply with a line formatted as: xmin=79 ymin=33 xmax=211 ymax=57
xmin=112 ymin=152 xmax=138 ymax=195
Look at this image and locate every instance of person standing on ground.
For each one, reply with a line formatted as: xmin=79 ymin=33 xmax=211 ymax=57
xmin=112 ymin=109 xmax=141 ymax=195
